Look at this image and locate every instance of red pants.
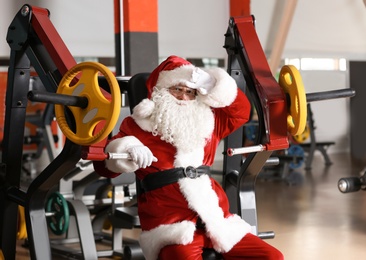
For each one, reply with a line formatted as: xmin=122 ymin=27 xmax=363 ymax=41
xmin=159 ymin=230 xmax=284 ymax=260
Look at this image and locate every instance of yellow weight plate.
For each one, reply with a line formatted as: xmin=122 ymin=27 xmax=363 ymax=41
xmin=17 ymin=205 xmax=27 ymax=240
xmin=279 ymin=65 xmax=307 ymax=136
xmin=55 ymin=62 xmax=121 ymax=145
xmin=293 ymin=123 xmax=310 ymax=143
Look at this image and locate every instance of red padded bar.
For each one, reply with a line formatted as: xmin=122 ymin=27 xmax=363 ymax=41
xmin=233 ymin=16 xmax=289 ymax=150
xmin=30 ymin=6 xmax=76 ymax=76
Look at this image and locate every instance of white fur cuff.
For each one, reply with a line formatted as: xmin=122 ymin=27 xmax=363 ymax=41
xmin=139 ymin=221 xmax=196 ymax=260
xmin=132 ymin=98 xmax=155 ymax=119
xmin=104 ymin=136 xmax=142 ymax=173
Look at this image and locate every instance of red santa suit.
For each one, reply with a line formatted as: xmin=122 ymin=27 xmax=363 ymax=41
xmin=102 ymin=56 xmax=282 ymax=260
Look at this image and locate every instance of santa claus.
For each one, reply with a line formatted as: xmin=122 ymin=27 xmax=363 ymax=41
xmin=102 ymin=56 xmax=283 ymax=260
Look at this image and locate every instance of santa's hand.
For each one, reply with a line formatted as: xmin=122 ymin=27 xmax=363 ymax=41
xmin=127 ymin=145 xmax=158 ymax=169
xmin=188 ymin=68 xmax=216 ymax=95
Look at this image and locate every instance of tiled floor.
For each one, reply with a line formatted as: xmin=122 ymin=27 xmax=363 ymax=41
xmin=13 ymin=152 xmax=366 ymax=259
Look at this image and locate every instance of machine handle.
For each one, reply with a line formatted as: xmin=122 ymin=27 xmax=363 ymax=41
xmin=107 ymin=152 xmax=131 ymax=160
xmin=227 ymin=144 xmax=266 ymax=156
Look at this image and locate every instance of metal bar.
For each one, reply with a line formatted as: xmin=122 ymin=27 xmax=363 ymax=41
xmin=108 ymin=152 xmax=130 ymax=160
xmin=227 ymin=145 xmax=266 ymax=156
xmin=238 ymin=151 xmax=273 ymax=235
xmin=67 ymin=200 xmax=98 ymax=260
xmin=28 ymin=90 xmax=88 ymax=108
xmin=26 ymin=140 xmax=82 ymax=260
xmin=306 ymin=88 xmax=355 ymax=103
xmin=6 ymin=187 xmax=26 ymax=207
xmin=0 ymin=49 xmax=30 ymax=260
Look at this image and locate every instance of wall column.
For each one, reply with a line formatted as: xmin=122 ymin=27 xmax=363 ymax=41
xmin=115 ymin=0 xmax=159 ymax=75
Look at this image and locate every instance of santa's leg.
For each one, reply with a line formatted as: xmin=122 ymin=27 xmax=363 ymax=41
xmin=158 ymin=229 xmax=210 ymax=260
xmin=222 ymin=233 xmax=284 ymax=260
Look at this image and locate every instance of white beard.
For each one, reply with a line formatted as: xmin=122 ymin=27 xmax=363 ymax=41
xmin=149 ymin=88 xmax=214 ymax=152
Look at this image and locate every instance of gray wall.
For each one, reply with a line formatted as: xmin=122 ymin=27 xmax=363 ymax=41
xmin=252 ymin=0 xmax=366 ymax=59
xmin=0 ymin=0 xmax=114 ymax=58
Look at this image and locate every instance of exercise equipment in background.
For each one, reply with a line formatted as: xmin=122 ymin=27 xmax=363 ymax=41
xmin=338 ymin=170 xmax=366 ymax=193
xmin=297 ymin=104 xmax=335 ymax=170
xmin=45 ymin=192 xmax=70 ymax=236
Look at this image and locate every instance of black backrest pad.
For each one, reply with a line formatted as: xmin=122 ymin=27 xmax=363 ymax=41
xmin=126 ymin=73 xmax=150 ymax=113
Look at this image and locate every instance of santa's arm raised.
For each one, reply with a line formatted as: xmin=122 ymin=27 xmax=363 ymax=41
xmin=188 ymin=67 xmax=251 ymax=138
xmin=186 ymin=67 xmax=239 ymax=108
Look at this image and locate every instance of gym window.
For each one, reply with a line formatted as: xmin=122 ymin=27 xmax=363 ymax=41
xmin=284 ymin=58 xmax=347 ymax=71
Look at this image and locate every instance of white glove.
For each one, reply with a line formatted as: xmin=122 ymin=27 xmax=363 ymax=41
xmin=127 ymin=145 xmax=158 ymax=169
xmin=186 ymin=68 xmax=216 ymax=95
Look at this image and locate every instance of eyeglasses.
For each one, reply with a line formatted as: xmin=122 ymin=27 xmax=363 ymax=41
xmin=168 ymin=86 xmax=197 ymax=99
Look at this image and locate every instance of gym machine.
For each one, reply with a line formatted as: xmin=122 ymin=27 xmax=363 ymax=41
xmin=242 ymin=121 xmax=305 ymax=185
xmin=0 ymin=4 xmax=127 ymax=259
xmin=0 ymin=4 xmax=356 ymax=260
xmin=221 ymin=16 xmax=355 ymax=237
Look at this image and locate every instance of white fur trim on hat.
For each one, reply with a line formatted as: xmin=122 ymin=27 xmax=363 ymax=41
xmin=104 ymin=136 xmax=142 ymax=173
xmin=197 ymin=67 xmax=238 ymax=108
xmin=139 ymin=220 xmax=196 ymax=260
xmin=178 ymin=175 xmax=251 ymax=252
xmin=153 ymin=64 xmax=238 ymax=109
xmin=155 ymin=64 xmax=196 ymax=89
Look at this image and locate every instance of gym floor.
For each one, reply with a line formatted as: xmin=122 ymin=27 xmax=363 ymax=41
xmin=14 ymin=152 xmax=366 ymax=259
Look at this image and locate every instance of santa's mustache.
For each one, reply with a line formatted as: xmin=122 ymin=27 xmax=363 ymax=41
xmin=150 ymin=89 xmax=214 ymax=150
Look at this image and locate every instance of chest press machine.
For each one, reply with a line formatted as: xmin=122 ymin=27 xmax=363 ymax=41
xmin=0 ymin=4 xmax=355 ymax=260
xmin=222 ymin=16 xmax=355 ymax=237
xmin=0 ymin=5 xmax=126 ymax=260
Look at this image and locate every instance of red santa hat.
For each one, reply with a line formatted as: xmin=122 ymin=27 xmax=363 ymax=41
xmin=146 ymin=55 xmax=197 ymax=98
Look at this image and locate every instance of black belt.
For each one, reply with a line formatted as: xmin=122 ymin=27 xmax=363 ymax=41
xmin=140 ymin=166 xmax=210 ymax=192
